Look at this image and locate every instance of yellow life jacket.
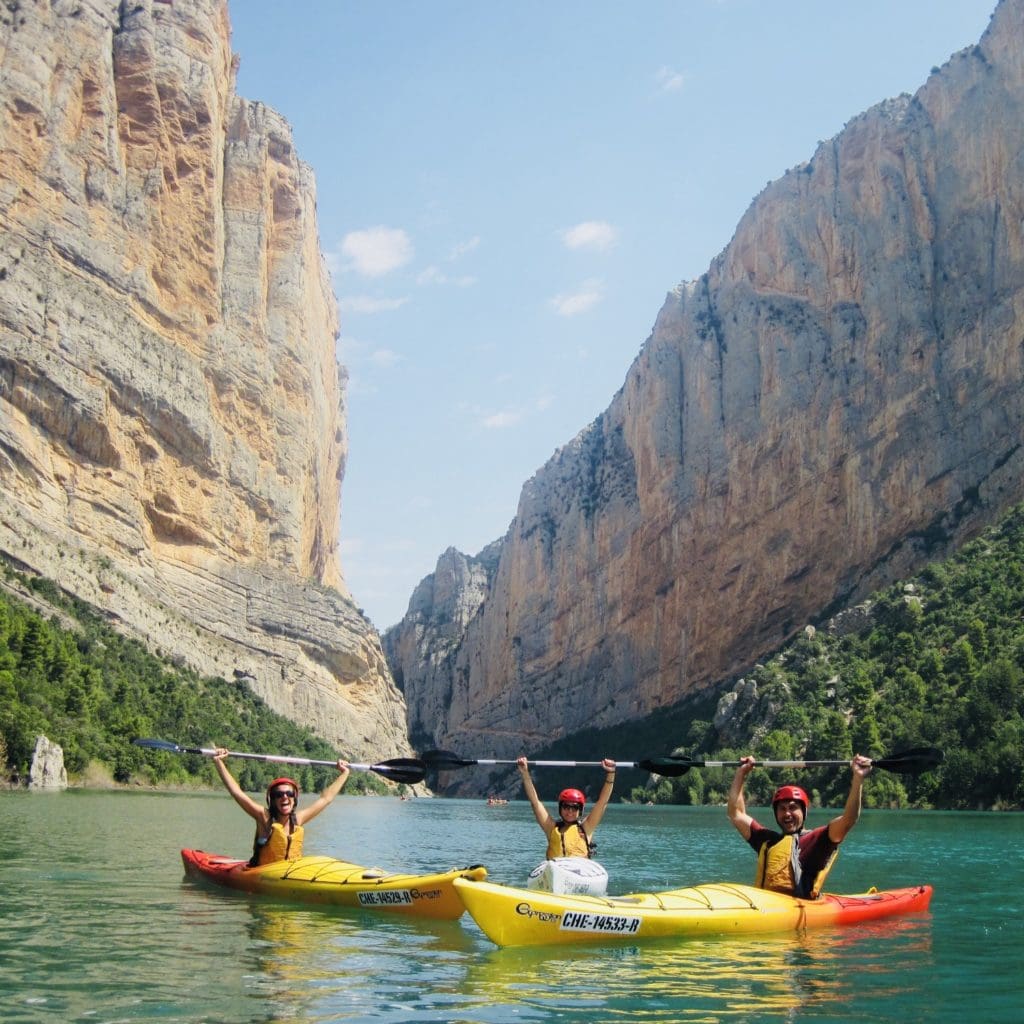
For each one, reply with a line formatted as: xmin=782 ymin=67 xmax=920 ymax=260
xmin=755 ymin=832 xmax=838 ymax=899
xmin=253 ymin=820 xmax=304 ymax=865
xmin=547 ymin=821 xmax=591 ymax=859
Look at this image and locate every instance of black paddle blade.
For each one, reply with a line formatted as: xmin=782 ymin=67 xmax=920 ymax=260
xmin=371 ymin=758 xmax=426 ymax=784
xmin=421 ymin=749 xmax=479 ymax=770
xmin=637 ymin=756 xmax=698 ymax=778
xmin=874 ymin=747 xmax=944 ymax=775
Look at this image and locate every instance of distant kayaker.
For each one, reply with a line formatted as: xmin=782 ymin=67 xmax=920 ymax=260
xmin=212 ymin=748 xmax=350 ymax=866
xmin=726 ymin=754 xmax=873 ymax=899
xmin=517 ymin=756 xmax=617 ymax=858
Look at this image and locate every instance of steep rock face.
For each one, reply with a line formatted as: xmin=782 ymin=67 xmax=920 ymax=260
xmin=0 ymin=0 xmax=409 ymax=760
xmin=383 ymin=541 xmax=502 ymax=751
xmin=389 ymin=0 xmax=1024 ymax=759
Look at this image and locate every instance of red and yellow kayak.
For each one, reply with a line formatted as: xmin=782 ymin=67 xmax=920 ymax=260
xmin=453 ymin=877 xmax=932 ymax=946
xmin=182 ymin=849 xmax=487 ymax=920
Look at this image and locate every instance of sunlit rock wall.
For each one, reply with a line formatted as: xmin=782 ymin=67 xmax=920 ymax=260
xmin=390 ymin=0 xmax=1024 ymax=760
xmin=0 ymin=0 xmax=409 ymax=760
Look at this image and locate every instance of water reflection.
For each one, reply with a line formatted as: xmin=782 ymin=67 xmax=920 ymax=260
xmin=190 ymin=892 xmax=934 ymax=1024
xmin=460 ymin=917 xmax=934 ymax=1023
xmin=232 ymin=899 xmax=482 ymax=1024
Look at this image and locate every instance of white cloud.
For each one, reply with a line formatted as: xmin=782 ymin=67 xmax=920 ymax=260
xmin=560 ymin=221 xmax=618 ymax=252
xmin=450 ymin=236 xmax=481 ymax=260
xmin=482 ymin=409 xmax=523 ymax=429
xmin=415 ymin=235 xmax=480 ymax=286
xmin=340 ymin=295 xmax=409 ymax=315
xmin=416 ymin=266 xmax=445 ymax=286
xmin=656 ymin=66 xmax=686 ymax=93
xmin=549 ymin=279 xmax=603 ymax=316
xmin=479 ymin=395 xmax=554 ymax=430
xmin=340 ymin=226 xmax=414 ymax=277
xmin=416 ymin=266 xmax=477 ymax=288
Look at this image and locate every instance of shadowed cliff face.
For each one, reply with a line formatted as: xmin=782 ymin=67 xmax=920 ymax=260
xmin=389 ymin=0 xmax=1024 ymax=760
xmin=0 ymin=0 xmax=409 ymax=760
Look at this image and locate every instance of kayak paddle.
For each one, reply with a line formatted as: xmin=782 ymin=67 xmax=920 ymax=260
xmin=421 ymin=750 xmax=695 ymax=778
xmin=422 ymin=746 xmax=944 ymax=778
xmin=636 ymin=746 xmax=945 ymax=777
xmin=132 ymin=737 xmax=427 ymax=784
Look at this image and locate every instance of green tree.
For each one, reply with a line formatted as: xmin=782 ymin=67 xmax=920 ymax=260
xmin=945 ymin=638 xmax=979 ymax=686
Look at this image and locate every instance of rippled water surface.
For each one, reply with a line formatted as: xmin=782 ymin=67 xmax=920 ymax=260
xmin=1 ymin=791 xmax=1020 ymax=1023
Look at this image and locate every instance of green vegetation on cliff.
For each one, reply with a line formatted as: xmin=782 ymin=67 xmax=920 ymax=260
xmin=0 ymin=571 xmax=393 ymax=795
xmin=625 ymin=504 xmax=1024 ymax=810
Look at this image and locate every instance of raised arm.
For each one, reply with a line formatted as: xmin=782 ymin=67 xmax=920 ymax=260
xmin=726 ymin=755 xmax=757 ymax=840
xmin=296 ymin=760 xmax=350 ymax=826
xmin=580 ymin=758 xmax=617 ymax=833
xmin=517 ymin=756 xmax=555 ymax=833
xmin=827 ymin=754 xmax=872 ymax=843
xmin=212 ymin=747 xmax=265 ymax=822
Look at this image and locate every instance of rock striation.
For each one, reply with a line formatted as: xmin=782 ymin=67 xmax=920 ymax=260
xmin=0 ymin=0 xmax=409 ymax=761
xmin=388 ymin=0 xmax=1024 ymax=761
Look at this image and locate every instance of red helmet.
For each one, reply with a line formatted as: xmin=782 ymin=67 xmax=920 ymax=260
xmin=772 ymin=785 xmax=809 ymax=812
xmin=266 ymin=777 xmax=300 ymax=805
xmin=558 ymin=788 xmax=586 ymax=809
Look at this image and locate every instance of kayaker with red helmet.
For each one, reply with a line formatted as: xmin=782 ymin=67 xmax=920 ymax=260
xmin=212 ymin=747 xmax=350 ymax=866
xmin=517 ymin=755 xmax=617 ymax=858
xmin=726 ymin=754 xmax=873 ymax=899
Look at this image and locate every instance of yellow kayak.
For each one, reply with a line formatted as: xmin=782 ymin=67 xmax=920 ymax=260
xmin=453 ymin=877 xmax=932 ymax=946
xmin=182 ymin=849 xmax=487 ymax=919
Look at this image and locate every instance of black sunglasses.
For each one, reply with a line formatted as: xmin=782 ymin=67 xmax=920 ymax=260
xmin=270 ymin=789 xmax=296 ymax=800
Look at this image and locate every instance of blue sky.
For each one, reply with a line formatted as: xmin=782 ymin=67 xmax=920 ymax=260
xmin=229 ymin=1 xmax=997 ymax=631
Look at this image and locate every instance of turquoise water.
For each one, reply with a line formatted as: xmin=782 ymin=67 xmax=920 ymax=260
xmin=1 ymin=791 xmax=1020 ymax=1023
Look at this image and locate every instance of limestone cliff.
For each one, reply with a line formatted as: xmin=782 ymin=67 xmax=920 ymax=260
xmin=384 ymin=542 xmax=502 ymax=750
xmin=389 ymin=0 xmax=1024 ymax=760
xmin=0 ymin=0 xmax=409 ymax=760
